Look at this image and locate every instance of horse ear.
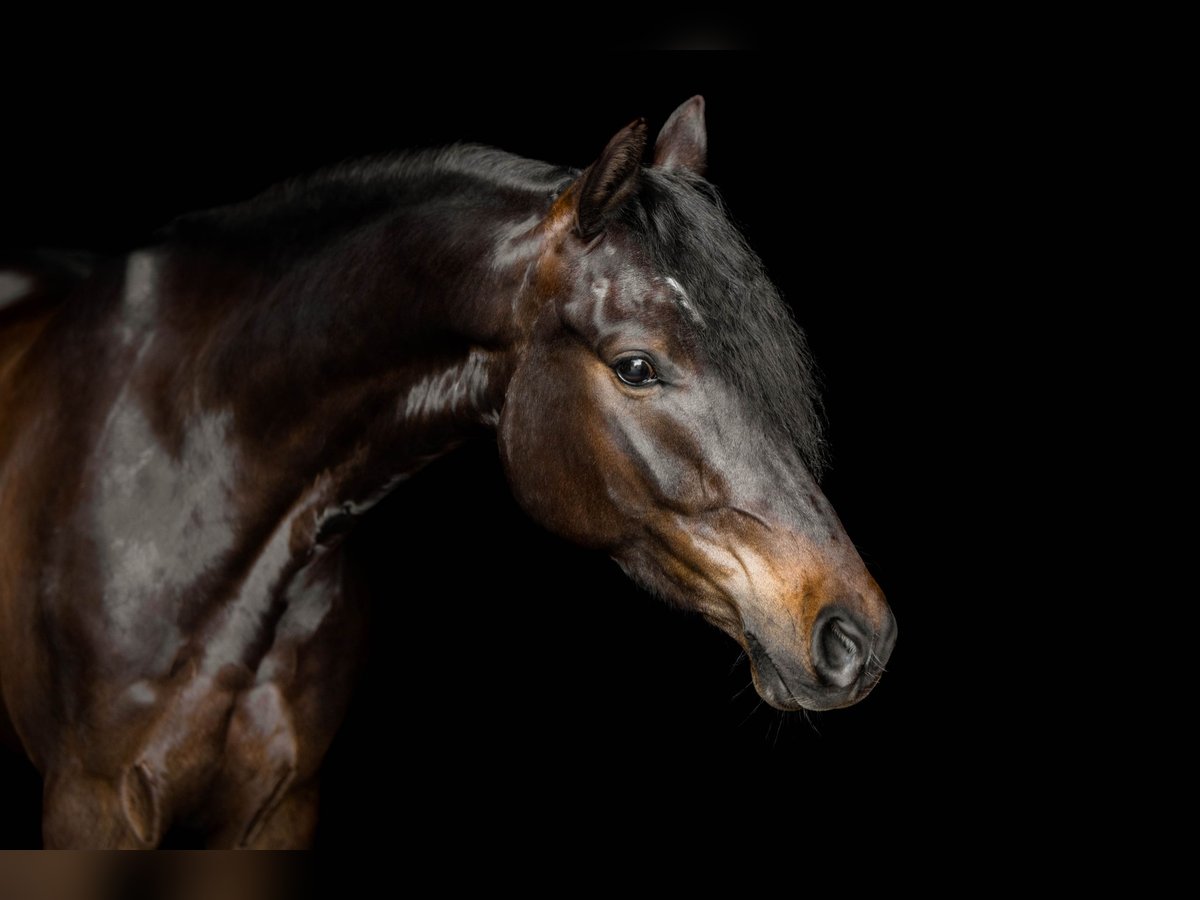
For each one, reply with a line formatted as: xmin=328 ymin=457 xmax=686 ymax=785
xmin=575 ymin=118 xmax=648 ymax=239
xmin=653 ymin=95 xmax=707 ymax=174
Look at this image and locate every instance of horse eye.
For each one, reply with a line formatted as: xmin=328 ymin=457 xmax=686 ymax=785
xmin=614 ymin=356 xmax=658 ymax=386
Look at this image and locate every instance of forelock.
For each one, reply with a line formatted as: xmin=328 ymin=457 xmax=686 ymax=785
xmin=615 ymin=168 xmax=828 ymax=476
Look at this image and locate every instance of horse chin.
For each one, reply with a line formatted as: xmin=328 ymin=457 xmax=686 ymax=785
xmin=745 ymin=636 xmax=881 ymax=713
xmin=747 ymin=655 xmax=811 ymax=712
xmin=749 ymin=665 xmax=871 ymax=712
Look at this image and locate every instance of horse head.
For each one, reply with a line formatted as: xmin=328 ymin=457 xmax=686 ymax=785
xmin=499 ymin=97 xmax=896 ymax=711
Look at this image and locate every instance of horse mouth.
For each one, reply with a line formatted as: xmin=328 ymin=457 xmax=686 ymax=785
xmin=743 ymin=632 xmax=880 ymax=712
xmin=744 ymin=634 xmax=809 ymax=711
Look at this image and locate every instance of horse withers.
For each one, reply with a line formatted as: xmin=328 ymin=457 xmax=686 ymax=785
xmin=0 ymin=97 xmax=896 ymax=847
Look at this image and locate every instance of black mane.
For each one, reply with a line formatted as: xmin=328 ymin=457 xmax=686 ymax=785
xmin=619 ymin=168 xmax=828 ymax=476
xmin=164 ymin=144 xmax=575 ymax=248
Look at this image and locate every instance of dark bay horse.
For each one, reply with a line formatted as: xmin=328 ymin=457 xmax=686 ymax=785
xmin=0 ymin=97 xmax=896 ymax=847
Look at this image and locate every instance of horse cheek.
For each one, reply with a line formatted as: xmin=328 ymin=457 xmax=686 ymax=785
xmin=497 ymin=362 xmax=622 ymax=550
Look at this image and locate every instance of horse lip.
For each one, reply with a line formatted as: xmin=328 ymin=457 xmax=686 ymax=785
xmin=744 ymin=631 xmax=870 ymax=711
xmin=744 ymin=632 xmax=807 ymax=710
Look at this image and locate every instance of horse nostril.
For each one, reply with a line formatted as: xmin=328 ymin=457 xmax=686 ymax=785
xmin=813 ymin=614 xmax=867 ymax=688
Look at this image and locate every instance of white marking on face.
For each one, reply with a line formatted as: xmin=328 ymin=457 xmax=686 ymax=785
xmin=664 ymin=275 xmax=704 ymax=326
xmin=0 ymin=272 xmax=33 ymax=308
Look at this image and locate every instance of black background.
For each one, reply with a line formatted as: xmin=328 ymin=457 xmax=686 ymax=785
xmin=1 ymin=58 xmax=997 ymax=846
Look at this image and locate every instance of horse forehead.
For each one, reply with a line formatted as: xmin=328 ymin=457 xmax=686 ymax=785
xmin=578 ymin=257 xmax=688 ymax=327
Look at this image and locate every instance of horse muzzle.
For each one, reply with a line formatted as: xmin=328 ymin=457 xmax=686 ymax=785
xmin=745 ymin=603 xmax=897 ymax=711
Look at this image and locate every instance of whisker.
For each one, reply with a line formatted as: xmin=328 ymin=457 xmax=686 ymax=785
xmin=771 ymin=713 xmax=785 ymax=748
xmin=801 ymin=709 xmax=821 ymax=736
xmin=738 ymin=699 xmax=764 ymax=729
xmin=731 ymin=679 xmax=756 ymax=702
xmin=862 ymin=649 xmax=889 ymax=685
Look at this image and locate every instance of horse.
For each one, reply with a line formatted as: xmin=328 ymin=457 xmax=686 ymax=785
xmin=0 ymin=96 xmax=896 ymax=848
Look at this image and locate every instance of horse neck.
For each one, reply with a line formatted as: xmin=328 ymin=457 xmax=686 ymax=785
xmin=160 ymin=181 xmax=551 ymax=498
